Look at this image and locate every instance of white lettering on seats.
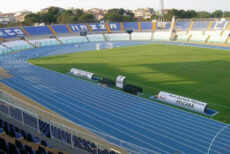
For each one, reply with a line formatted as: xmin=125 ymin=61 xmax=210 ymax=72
xmin=5 ymin=30 xmax=15 ymax=36
xmin=13 ymin=29 xmax=24 ymax=35
xmin=110 ymin=24 xmax=117 ymax=29
xmin=99 ymin=24 xmax=106 ymax=29
xmin=90 ymin=25 xmax=97 ymax=30
xmin=0 ymin=31 xmax=7 ymax=36
xmin=71 ymin=25 xmax=80 ymax=31
xmin=80 ymin=25 xmax=88 ymax=30
xmin=214 ymin=21 xmax=228 ymax=30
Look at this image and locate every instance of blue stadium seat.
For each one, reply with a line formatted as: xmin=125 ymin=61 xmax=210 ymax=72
xmin=192 ymin=21 xmax=210 ymax=30
xmin=15 ymin=127 xmax=22 ymax=134
xmin=3 ymin=121 xmax=10 ymax=135
xmin=51 ymin=25 xmax=69 ymax=34
xmin=20 ymin=149 xmax=30 ymax=154
xmin=25 ymin=145 xmax=35 ymax=154
xmin=9 ymin=125 xmax=23 ymax=138
xmin=0 ymin=118 xmax=116 ymax=154
xmin=0 ymin=120 xmax=4 ymax=134
xmin=23 ymin=26 xmax=53 ymax=36
xmin=41 ymin=140 xmax=52 ymax=148
xmin=9 ymin=142 xmax=20 ymax=154
xmin=0 ymin=128 xmax=4 ymax=134
xmin=39 ymin=120 xmax=51 ymax=138
xmin=37 ymin=146 xmax=48 ymax=154
xmin=79 ymin=141 xmax=84 ymax=150
xmin=141 ymin=22 xmax=153 ymax=30
xmin=52 ymin=127 xmax=58 ymax=138
xmin=26 ymin=133 xmax=40 ymax=143
xmin=74 ymin=136 xmax=83 ymax=149
xmin=0 ymin=137 xmax=9 ymax=153
xmin=12 ymin=131 xmax=22 ymax=139
xmin=0 ymin=118 xmax=59 ymax=154
xmin=0 ymin=27 xmax=26 ymax=39
xmin=40 ymin=120 xmax=109 ymax=153
xmin=91 ymin=143 xmax=96 ymax=149
xmin=0 ymin=149 xmax=7 ymax=154
xmin=21 ymin=130 xmax=28 ymax=139
xmin=26 ymin=133 xmax=33 ymax=142
xmin=15 ymin=140 xmax=25 ymax=150
xmin=123 ymin=22 xmax=138 ymax=30
xmin=0 ymin=119 xmax=4 ymax=128
xmin=72 ymin=135 xmax=78 ymax=147
xmin=66 ymin=133 xmax=71 ymax=144
xmin=175 ymin=22 xmax=191 ymax=31
xmin=61 ymin=130 xmax=65 ymax=141
xmin=102 ymin=149 xmax=109 ymax=154
xmin=108 ymin=23 xmax=121 ymax=31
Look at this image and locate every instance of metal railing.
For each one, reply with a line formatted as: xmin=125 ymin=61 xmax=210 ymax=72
xmin=0 ymin=97 xmax=38 ymax=131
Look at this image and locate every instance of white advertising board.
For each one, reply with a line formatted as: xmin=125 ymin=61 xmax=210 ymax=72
xmin=70 ymin=68 xmax=94 ymax=80
xmin=158 ymin=91 xmax=208 ymax=113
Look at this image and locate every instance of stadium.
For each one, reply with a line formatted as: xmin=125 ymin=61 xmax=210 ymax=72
xmin=0 ymin=1 xmax=230 ymax=154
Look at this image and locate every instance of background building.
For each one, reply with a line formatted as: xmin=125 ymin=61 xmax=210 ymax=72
xmin=0 ymin=13 xmax=14 ymax=24
xmin=134 ymin=8 xmax=155 ymax=20
xmin=86 ymin=8 xmax=105 ymax=20
xmin=14 ymin=10 xmax=32 ymax=22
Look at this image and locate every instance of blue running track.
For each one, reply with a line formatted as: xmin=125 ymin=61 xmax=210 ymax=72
xmin=0 ymin=41 xmax=230 ymax=154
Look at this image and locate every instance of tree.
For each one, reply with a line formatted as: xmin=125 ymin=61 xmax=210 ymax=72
xmin=47 ymin=7 xmax=61 ymax=15
xmin=197 ymin=11 xmax=212 ymax=18
xmin=57 ymin=14 xmax=74 ymax=24
xmin=77 ymin=13 xmax=96 ymax=23
xmin=72 ymin=9 xmax=84 ymax=16
xmin=72 ymin=9 xmax=84 ymax=23
xmin=24 ymin=13 xmax=42 ymax=25
xmin=40 ymin=7 xmax=62 ymax=24
xmin=165 ymin=9 xmax=196 ymax=19
xmin=223 ymin=11 xmax=230 ymax=18
xmin=186 ymin=10 xmax=197 ymax=18
xmin=107 ymin=9 xmax=125 ymax=16
xmin=57 ymin=9 xmax=85 ymax=24
xmin=57 ymin=10 xmax=74 ymax=24
xmin=212 ymin=10 xmax=223 ymax=18
xmin=104 ymin=8 xmax=136 ymax=22
xmin=41 ymin=13 xmax=57 ymax=24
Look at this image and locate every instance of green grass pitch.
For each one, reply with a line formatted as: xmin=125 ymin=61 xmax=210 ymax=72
xmin=29 ymin=44 xmax=230 ymax=124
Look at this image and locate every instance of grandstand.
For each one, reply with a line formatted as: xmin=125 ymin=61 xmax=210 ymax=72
xmin=0 ymin=21 xmax=230 ymax=53
xmin=0 ymin=20 xmax=230 ymax=154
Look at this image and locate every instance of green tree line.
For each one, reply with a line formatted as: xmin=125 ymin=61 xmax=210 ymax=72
xmin=164 ymin=10 xmax=230 ymax=21
xmin=1 ymin=8 xmax=230 ymax=28
xmin=24 ymin=8 xmax=136 ymax=25
xmin=24 ymin=7 xmax=95 ymax=25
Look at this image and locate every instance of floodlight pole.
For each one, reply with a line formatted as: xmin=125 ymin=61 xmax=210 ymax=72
xmin=160 ymin=0 xmax=164 ymax=22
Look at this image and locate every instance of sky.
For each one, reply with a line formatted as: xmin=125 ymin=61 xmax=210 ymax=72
xmin=1 ymin=0 xmax=230 ymax=13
